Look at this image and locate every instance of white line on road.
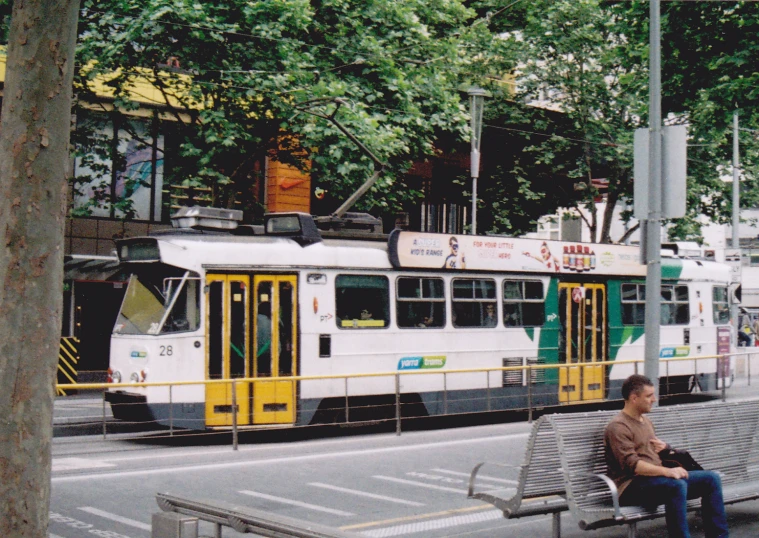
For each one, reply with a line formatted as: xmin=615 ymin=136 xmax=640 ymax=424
xmin=239 ymin=490 xmax=355 ymax=517
xmin=53 ymin=432 xmax=529 ymax=483
xmin=308 ymin=482 xmax=425 ymax=507
xmin=431 ymin=467 xmax=518 ymax=485
xmin=372 ymin=475 xmax=466 ymax=494
xmin=77 ymin=507 xmax=151 ymax=531
xmin=50 ymin=534 xmax=65 ymax=538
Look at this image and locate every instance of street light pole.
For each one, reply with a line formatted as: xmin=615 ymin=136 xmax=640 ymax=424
xmin=644 ymin=0 xmax=662 ymax=393
xmin=732 ymin=112 xmax=740 ymax=248
xmin=468 ymin=87 xmax=486 ymax=235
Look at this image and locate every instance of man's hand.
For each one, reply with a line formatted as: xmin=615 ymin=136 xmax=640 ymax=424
xmin=665 ymin=466 xmax=689 ymax=480
xmin=650 ymin=438 xmax=668 ymax=452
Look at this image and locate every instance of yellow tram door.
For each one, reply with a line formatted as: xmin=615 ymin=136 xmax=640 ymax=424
xmin=558 ymin=283 xmax=607 ymax=403
xmin=252 ymin=275 xmax=297 ymax=425
xmin=205 ymin=275 xmax=252 ymax=427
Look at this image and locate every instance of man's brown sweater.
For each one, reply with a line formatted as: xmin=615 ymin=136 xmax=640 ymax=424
xmin=604 ymin=411 xmax=662 ymax=496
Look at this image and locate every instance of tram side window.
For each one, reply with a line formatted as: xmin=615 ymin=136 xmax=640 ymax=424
xmin=336 ymin=275 xmax=389 ymax=329
xmin=452 ymin=278 xmax=497 ymax=328
xmin=396 ymin=277 xmax=445 ymax=328
xmin=661 ymin=285 xmax=689 ymax=325
xmin=713 ymin=286 xmax=730 ymax=324
xmin=622 ymin=283 xmax=689 ymax=325
xmin=621 ymin=283 xmax=646 ymax=325
xmin=502 ymin=279 xmax=545 ymax=327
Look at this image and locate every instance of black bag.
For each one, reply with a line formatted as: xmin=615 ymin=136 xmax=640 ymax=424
xmin=658 ymin=448 xmax=703 ymax=471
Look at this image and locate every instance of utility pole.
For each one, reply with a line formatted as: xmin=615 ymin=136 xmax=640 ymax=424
xmin=468 ymin=88 xmax=486 ymax=235
xmin=644 ymin=0 xmax=662 ymax=391
xmin=732 ymin=112 xmax=740 ymax=248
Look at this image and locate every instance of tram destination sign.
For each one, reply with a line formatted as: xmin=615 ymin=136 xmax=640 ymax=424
xmin=388 ymin=230 xmax=649 ymax=277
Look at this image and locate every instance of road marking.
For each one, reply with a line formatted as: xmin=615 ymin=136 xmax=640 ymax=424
xmin=53 ymin=457 xmax=116 ymax=472
xmin=77 ymin=507 xmax=151 ymax=531
xmin=95 ymin=427 xmax=531 ymax=464
xmin=341 ymin=505 xmax=491 ymax=530
xmin=50 ymin=534 xmax=65 ymax=538
xmin=308 ymin=483 xmax=425 ymax=507
xmin=432 ymin=467 xmax=518 ymax=485
xmin=239 ymin=490 xmax=354 ymax=517
xmin=52 ymin=432 xmax=529 ymax=482
xmin=372 ymin=475 xmax=466 ymax=494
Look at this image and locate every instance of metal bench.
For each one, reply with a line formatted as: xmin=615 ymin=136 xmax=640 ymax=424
xmin=468 ymin=416 xmax=567 ymax=538
xmin=548 ymin=401 xmax=759 ymax=537
xmin=155 ymin=492 xmax=358 ymax=538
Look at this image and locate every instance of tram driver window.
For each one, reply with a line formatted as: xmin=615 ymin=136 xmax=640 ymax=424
xmin=452 ymin=278 xmax=497 ymax=328
xmin=396 ymin=277 xmax=445 ymax=328
xmin=502 ymin=279 xmax=545 ymax=327
xmin=335 ymin=275 xmax=389 ymax=329
xmin=713 ymin=286 xmax=730 ymax=324
xmin=161 ymin=277 xmax=201 ymax=333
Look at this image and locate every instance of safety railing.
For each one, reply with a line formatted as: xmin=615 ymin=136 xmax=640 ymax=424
xmin=55 ymin=350 xmax=759 ymax=448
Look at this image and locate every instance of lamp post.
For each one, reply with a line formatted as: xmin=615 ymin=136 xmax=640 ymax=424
xmin=468 ymin=87 xmax=486 ymax=235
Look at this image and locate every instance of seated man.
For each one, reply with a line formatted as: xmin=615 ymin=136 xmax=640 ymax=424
xmin=604 ymin=375 xmax=729 ymax=538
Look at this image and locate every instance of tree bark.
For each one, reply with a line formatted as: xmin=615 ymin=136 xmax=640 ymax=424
xmin=0 ymin=1 xmax=79 ymax=536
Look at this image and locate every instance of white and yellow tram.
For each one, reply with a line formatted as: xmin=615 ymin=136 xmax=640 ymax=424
xmin=105 ymin=208 xmax=735 ymax=429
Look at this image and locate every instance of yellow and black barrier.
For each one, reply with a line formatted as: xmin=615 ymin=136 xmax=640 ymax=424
xmin=57 ymin=336 xmax=80 ymax=396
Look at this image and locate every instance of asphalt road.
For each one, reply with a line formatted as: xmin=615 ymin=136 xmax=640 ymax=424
xmin=50 ymin=392 xmax=759 ymax=538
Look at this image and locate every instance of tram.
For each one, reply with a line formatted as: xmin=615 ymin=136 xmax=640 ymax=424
xmin=105 ymin=207 xmax=735 ymax=429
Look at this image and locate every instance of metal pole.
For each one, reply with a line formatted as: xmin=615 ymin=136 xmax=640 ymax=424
xmin=169 ymin=384 xmax=174 ymax=437
xmin=486 ymin=370 xmax=491 ymax=412
xmin=732 ymin=112 xmax=740 ymax=248
xmin=644 ymin=0 xmax=662 ymax=397
xmin=443 ymin=372 xmax=448 ymax=415
xmin=749 ymin=350 xmax=752 ymax=386
xmin=721 ymin=356 xmax=727 ymax=402
xmin=395 ymin=374 xmax=401 ymax=436
xmin=232 ymin=380 xmax=238 ymax=451
xmin=468 ymin=87 xmax=486 ymax=235
xmin=344 ymin=377 xmax=350 ymax=424
xmin=102 ymin=391 xmax=107 ymax=440
xmin=527 ymin=366 xmax=533 ymax=424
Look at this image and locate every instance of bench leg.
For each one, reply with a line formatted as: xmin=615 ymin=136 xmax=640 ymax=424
xmin=627 ymin=522 xmax=637 ymax=538
xmin=552 ymin=512 xmax=561 ymax=538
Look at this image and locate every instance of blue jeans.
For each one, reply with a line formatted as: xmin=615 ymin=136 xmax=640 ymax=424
xmin=621 ymin=470 xmax=729 ymax=538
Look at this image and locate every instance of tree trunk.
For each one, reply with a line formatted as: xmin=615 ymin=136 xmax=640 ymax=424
xmin=0 ymin=1 xmax=79 ymax=537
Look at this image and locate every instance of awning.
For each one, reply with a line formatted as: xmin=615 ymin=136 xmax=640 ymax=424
xmin=64 ymin=256 xmax=130 ymax=282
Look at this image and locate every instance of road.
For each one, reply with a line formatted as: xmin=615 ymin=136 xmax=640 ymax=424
xmin=50 ymin=397 xmax=759 ymax=538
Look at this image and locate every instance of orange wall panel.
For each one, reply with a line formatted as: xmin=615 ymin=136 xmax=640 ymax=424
xmin=266 ymin=157 xmax=311 ymax=213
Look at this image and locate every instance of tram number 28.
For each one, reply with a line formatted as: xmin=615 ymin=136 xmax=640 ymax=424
xmin=159 ymin=345 xmax=173 ymax=356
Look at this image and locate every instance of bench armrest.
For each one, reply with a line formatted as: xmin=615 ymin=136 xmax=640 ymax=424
xmin=563 ymin=471 xmax=621 ymax=518
xmin=468 ymin=461 xmax=521 ymax=498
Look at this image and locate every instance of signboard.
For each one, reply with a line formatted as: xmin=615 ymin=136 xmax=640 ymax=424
xmin=388 ymin=230 xmax=654 ymax=277
xmin=724 ymin=248 xmax=742 ymax=284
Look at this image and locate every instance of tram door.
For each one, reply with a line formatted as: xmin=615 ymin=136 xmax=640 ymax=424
xmin=558 ymin=283 xmax=606 ymax=403
xmin=252 ymin=275 xmax=297 ymax=425
xmin=205 ymin=275 xmax=251 ymax=427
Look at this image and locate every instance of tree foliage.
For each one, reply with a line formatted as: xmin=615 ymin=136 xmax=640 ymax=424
xmin=73 ymin=0 xmax=494 ymax=217
xmin=496 ymin=0 xmax=759 ymax=243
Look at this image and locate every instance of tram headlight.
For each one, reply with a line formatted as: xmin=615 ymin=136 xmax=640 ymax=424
xmin=129 ymin=372 xmax=140 ymax=383
xmin=140 ymin=369 xmax=148 ymax=382
xmin=109 ymin=369 xmax=122 ymax=384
